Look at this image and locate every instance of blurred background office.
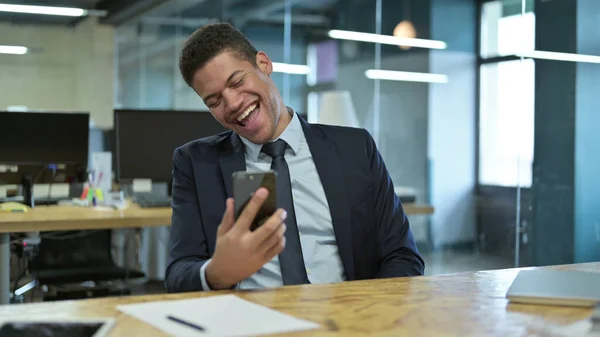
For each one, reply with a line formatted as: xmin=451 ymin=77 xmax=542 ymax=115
xmin=1 ymin=0 xmax=599 ymax=303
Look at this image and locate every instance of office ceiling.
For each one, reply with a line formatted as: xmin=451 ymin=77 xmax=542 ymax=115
xmin=111 ymin=0 xmax=342 ymax=65
xmin=0 ymin=0 xmax=100 ymax=6
xmin=0 ymin=0 xmax=103 ymax=25
xmin=104 ymin=0 xmax=340 ymax=28
xmin=0 ymin=0 xmax=340 ymax=27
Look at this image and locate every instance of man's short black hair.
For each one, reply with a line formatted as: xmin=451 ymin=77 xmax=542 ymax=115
xmin=179 ymin=23 xmax=259 ymax=88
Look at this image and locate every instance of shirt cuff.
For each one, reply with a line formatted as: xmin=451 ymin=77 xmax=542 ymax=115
xmin=199 ymin=259 xmax=241 ymax=291
xmin=199 ymin=258 xmax=213 ymax=291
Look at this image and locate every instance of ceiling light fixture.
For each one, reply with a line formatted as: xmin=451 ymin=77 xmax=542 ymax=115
xmin=0 ymin=45 xmax=28 ymax=55
xmin=0 ymin=4 xmax=87 ymax=17
xmin=328 ymin=30 xmax=447 ymax=50
xmin=365 ymin=69 xmax=448 ymax=83
xmin=272 ymin=62 xmax=310 ymax=75
xmin=517 ymin=50 xmax=600 ymax=64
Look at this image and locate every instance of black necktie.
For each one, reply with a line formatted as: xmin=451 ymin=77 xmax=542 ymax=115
xmin=261 ymin=139 xmax=310 ymax=285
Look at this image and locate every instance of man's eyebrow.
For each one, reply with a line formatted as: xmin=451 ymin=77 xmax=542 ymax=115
xmin=202 ymin=70 xmax=245 ymax=102
xmin=226 ymin=69 xmax=244 ymax=84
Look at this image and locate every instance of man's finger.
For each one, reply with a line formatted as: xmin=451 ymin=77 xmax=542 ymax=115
xmin=232 ymin=187 xmax=269 ymax=233
xmin=263 ymin=236 xmax=286 ymax=261
xmin=217 ymin=198 xmax=235 ymax=235
xmin=258 ymin=222 xmax=286 ymax=255
xmin=250 ymin=209 xmax=287 ymax=246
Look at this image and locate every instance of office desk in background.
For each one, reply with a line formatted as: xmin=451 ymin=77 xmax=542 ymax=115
xmin=1 ymin=262 xmax=598 ymax=336
xmin=0 ymin=203 xmax=433 ymax=233
xmin=0 ymin=203 xmax=171 ymax=305
xmin=0 ymin=204 xmax=171 ymax=233
xmin=0 ymin=203 xmax=434 ymax=305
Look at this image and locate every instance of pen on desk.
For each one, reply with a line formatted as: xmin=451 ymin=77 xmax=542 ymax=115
xmin=167 ymin=315 xmax=206 ymax=333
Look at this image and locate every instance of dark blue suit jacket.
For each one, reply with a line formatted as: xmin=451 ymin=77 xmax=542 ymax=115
xmin=166 ymin=116 xmax=424 ymax=292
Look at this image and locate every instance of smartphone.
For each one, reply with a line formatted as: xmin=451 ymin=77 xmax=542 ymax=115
xmin=232 ymin=170 xmax=277 ymax=231
xmin=0 ymin=318 xmax=115 ymax=337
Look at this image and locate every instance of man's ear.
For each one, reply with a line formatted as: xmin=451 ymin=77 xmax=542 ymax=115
xmin=255 ymin=51 xmax=273 ymax=76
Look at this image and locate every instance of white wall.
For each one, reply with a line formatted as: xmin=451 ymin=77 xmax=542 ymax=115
xmin=426 ymin=0 xmax=477 ymax=248
xmin=428 ymin=50 xmax=477 ymax=247
xmin=0 ymin=18 xmax=114 ymax=128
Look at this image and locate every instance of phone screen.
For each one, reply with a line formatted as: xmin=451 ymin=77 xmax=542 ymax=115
xmin=233 ymin=171 xmax=277 ymax=231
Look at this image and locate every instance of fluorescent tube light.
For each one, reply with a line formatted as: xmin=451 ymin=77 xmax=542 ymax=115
xmin=0 ymin=4 xmax=86 ymax=16
xmin=328 ymin=29 xmax=447 ymax=50
xmin=272 ymin=62 xmax=310 ymax=75
xmin=0 ymin=45 xmax=28 ymax=55
xmin=517 ymin=50 xmax=600 ymax=64
xmin=365 ymin=69 xmax=448 ymax=83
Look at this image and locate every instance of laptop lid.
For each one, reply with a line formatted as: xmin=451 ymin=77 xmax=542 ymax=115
xmin=506 ymin=269 xmax=600 ymax=307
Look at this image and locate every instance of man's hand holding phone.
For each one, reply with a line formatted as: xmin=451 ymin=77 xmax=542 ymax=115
xmin=205 ymin=188 xmax=287 ymax=290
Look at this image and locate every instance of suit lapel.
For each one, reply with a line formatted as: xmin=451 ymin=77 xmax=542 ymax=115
xmin=218 ymin=132 xmax=246 ymax=197
xmin=300 ymin=118 xmax=356 ymax=281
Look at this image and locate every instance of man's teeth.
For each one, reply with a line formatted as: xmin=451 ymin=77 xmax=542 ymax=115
xmin=237 ymin=104 xmax=257 ymax=122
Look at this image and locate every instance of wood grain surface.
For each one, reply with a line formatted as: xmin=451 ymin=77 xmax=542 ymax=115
xmin=1 ymin=263 xmax=598 ymax=336
xmin=403 ymin=204 xmax=434 ymax=215
xmin=0 ymin=203 xmax=433 ymax=233
xmin=0 ymin=203 xmax=171 ymax=233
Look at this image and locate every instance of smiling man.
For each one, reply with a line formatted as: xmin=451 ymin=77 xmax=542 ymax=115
xmin=165 ymin=23 xmax=424 ymax=292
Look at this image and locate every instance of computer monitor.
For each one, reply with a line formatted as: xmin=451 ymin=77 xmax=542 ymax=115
xmin=114 ymin=109 xmax=227 ymax=183
xmin=0 ymin=111 xmax=89 ymax=166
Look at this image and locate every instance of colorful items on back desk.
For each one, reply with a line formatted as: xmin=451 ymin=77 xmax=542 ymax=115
xmin=80 ymin=186 xmax=88 ymax=199
xmin=80 ymin=170 xmax=105 ymax=206
xmin=95 ymin=188 xmax=104 ymax=202
xmin=80 ymin=186 xmax=104 ymax=205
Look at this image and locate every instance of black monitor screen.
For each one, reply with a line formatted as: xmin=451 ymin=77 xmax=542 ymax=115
xmin=115 ymin=109 xmax=227 ymax=182
xmin=0 ymin=111 xmax=89 ymax=165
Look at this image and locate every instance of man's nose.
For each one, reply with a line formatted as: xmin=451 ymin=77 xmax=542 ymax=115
xmin=223 ymin=88 xmax=243 ymax=113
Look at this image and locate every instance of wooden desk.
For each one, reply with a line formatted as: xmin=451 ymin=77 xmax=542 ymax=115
xmin=0 ymin=203 xmax=433 ymax=234
xmin=403 ymin=204 xmax=434 ymax=215
xmin=1 ymin=263 xmax=598 ymax=336
xmin=0 ymin=204 xmax=171 ymax=233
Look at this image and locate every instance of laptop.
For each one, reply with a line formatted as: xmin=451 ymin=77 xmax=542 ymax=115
xmin=506 ymin=269 xmax=600 ymax=307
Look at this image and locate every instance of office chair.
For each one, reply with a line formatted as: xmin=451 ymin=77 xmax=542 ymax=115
xmin=28 ymin=230 xmax=145 ymax=301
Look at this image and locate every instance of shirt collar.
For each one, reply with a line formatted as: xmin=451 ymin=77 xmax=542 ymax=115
xmin=238 ymin=107 xmax=302 ymax=162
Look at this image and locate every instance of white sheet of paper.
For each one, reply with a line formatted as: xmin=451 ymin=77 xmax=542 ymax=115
xmin=117 ymin=294 xmax=320 ymax=337
xmin=132 ymin=178 xmax=153 ymax=193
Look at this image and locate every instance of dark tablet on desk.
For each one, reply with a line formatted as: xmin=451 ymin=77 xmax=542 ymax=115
xmin=0 ymin=318 xmax=115 ymax=337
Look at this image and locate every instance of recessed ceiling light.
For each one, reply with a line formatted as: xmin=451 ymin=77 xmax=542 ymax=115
xmin=0 ymin=45 xmax=28 ymax=55
xmin=0 ymin=4 xmax=86 ymax=17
